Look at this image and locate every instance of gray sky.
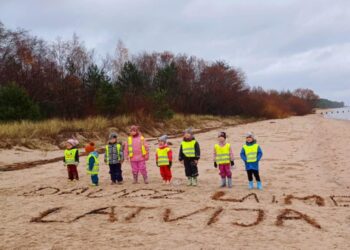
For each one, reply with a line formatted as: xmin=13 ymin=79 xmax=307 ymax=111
xmin=1 ymin=0 xmax=349 ymax=105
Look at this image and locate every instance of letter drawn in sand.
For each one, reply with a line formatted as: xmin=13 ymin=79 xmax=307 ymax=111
xmin=275 ymin=209 xmax=321 ymax=229
xmin=163 ymin=207 xmax=211 ymax=222
xmin=230 ymin=208 xmax=265 ymax=227
xmin=330 ymin=195 xmax=350 ymax=207
xmin=284 ymin=194 xmax=325 ymax=206
xmin=211 ymin=191 xmax=259 ymax=203
xmin=30 ymin=207 xmax=65 ymax=223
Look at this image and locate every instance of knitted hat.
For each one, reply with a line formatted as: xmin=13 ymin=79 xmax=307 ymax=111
xmin=218 ymin=132 xmax=227 ymax=139
xmin=109 ymin=132 xmax=118 ymax=139
xmin=85 ymin=142 xmax=95 ymax=153
xmin=246 ymin=132 xmax=255 ymax=139
xmin=67 ymin=138 xmax=79 ymax=147
xmin=183 ymin=127 xmax=193 ymax=135
xmin=158 ymin=135 xmax=168 ymax=142
xmin=130 ymin=125 xmax=139 ymax=132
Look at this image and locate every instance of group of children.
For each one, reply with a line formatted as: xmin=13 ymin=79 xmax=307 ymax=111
xmin=63 ymin=126 xmax=264 ymax=190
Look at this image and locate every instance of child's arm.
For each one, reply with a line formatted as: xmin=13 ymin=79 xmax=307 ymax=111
xmin=257 ymin=146 xmax=263 ymax=161
xmin=76 ymin=150 xmax=79 ymax=163
xmin=120 ymin=145 xmax=124 ymax=162
xmin=88 ymin=156 xmax=95 ymax=171
xmin=194 ymin=142 xmax=200 ymax=160
xmin=155 ymin=151 xmax=158 ymax=166
xmin=168 ymin=149 xmax=173 ymax=167
xmin=240 ymin=148 xmax=247 ymax=162
xmin=178 ymin=144 xmax=185 ymax=162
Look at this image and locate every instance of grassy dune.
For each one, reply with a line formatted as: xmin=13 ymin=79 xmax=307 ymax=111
xmin=0 ymin=114 xmax=257 ymax=149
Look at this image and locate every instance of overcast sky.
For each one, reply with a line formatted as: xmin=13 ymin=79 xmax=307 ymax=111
xmin=1 ymin=0 xmax=349 ymax=104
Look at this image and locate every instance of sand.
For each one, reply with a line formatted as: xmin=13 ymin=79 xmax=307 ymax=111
xmin=1 ymin=114 xmax=350 ymax=250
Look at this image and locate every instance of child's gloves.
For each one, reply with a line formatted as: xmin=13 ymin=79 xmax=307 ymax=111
xmin=230 ymin=160 xmax=235 ymax=166
xmin=169 ymin=161 xmax=172 ymax=168
xmin=214 ymin=162 xmax=217 ymax=168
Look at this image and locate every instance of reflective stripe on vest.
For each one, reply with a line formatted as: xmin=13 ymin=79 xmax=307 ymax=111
xmin=156 ymin=147 xmax=170 ymax=166
xmin=243 ymin=144 xmax=259 ymax=163
xmin=64 ymin=148 xmax=78 ymax=165
xmin=105 ymin=144 xmax=121 ymax=162
xmin=128 ymin=136 xmax=147 ymax=157
xmin=86 ymin=154 xmax=99 ymax=175
xmin=181 ymin=140 xmax=196 ymax=157
xmin=215 ymin=143 xmax=231 ymax=164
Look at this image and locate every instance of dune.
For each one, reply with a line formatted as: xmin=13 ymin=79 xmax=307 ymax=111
xmin=0 ymin=114 xmax=349 ymax=250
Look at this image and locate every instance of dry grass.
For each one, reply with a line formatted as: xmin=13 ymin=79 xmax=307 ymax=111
xmin=0 ymin=114 xmax=257 ymax=149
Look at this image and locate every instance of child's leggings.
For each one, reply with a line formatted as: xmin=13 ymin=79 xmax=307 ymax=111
xmin=131 ymin=160 xmax=147 ymax=178
xmin=91 ymin=174 xmax=99 ymax=185
xmin=247 ymin=170 xmax=260 ymax=182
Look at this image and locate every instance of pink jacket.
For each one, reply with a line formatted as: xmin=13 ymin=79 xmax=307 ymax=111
xmin=124 ymin=134 xmax=149 ymax=162
xmin=213 ymin=142 xmax=234 ymax=162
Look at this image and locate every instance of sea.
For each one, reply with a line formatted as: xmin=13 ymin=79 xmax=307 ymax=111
xmin=319 ymin=107 xmax=350 ymax=121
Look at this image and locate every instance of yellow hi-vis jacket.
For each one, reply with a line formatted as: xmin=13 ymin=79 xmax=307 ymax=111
xmin=128 ymin=136 xmax=147 ymax=157
xmin=181 ymin=140 xmax=197 ymax=157
xmin=242 ymin=144 xmax=259 ymax=163
xmin=156 ymin=147 xmax=171 ymax=166
xmin=86 ymin=154 xmax=99 ymax=175
xmin=105 ymin=144 xmax=122 ymax=162
xmin=214 ymin=143 xmax=231 ymax=164
xmin=64 ymin=148 xmax=78 ymax=165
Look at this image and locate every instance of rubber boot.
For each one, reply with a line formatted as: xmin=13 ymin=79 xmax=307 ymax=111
xmin=248 ymin=181 xmax=254 ymax=189
xmin=220 ymin=178 xmax=226 ymax=188
xmin=132 ymin=174 xmax=138 ymax=184
xmin=257 ymin=181 xmax=262 ymax=190
xmin=187 ymin=177 xmax=192 ymax=186
xmin=227 ymin=178 xmax=233 ymax=188
xmin=192 ymin=177 xmax=198 ymax=186
xmin=143 ymin=175 xmax=149 ymax=184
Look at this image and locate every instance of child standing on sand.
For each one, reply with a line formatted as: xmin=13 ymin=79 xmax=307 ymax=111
xmin=85 ymin=142 xmax=99 ymax=186
xmin=240 ymin=132 xmax=263 ymax=190
xmin=125 ymin=125 xmax=149 ymax=184
xmin=156 ymin=135 xmax=172 ymax=184
xmin=213 ymin=132 xmax=235 ymax=188
xmin=104 ymin=132 xmax=124 ymax=185
xmin=179 ymin=128 xmax=200 ymax=186
xmin=63 ymin=138 xmax=79 ymax=181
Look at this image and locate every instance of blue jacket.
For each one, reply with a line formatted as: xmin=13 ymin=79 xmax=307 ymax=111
xmin=240 ymin=141 xmax=263 ymax=171
xmin=88 ymin=151 xmax=99 ymax=171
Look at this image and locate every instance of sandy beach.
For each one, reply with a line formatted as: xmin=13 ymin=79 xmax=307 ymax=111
xmin=1 ymin=114 xmax=350 ymax=250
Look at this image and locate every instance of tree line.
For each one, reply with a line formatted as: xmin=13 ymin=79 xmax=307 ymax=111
xmin=0 ymin=22 xmax=319 ymax=121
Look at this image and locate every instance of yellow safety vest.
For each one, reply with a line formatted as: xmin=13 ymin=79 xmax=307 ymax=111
xmin=156 ymin=147 xmax=170 ymax=166
xmin=181 ymin=140 xmax=197 ymax=157
xmin=214 ymin=143 xmax=231 ymax=164
xmin=105 ymin=144 xmax=121 ymax=162
xmin=128 ymin=136 xmax=147 ymax=157
xmin=243 ymin=144 xmax=259 ymax=163
xmin=86 ymin=154 xmax=99 ymax=175
xmin=64 ymin=148 xmax=78 ymax=165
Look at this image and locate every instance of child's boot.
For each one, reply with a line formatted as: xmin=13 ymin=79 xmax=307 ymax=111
xmin=257 ymin=181 xmax=263 ymax=190
xmin=143 ymin=175 xmax=149 ymax=184
xmin=133 ymin=174 xmax=138 ymax=184
xmin=192 ymin=177 xmax=198 ymax=186
xmin=248 ymin=181 xmax=254 ymax=189
xmin=187 ymin=177 xmax=192 ymax=186
xmin=220 ymin=178 xmax=226 ymax=188
xmin=227 ymin=178 xmax=233 ymax=188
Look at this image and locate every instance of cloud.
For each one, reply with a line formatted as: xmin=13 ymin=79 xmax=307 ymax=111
xmin=0 ymin=0 xmax=349 ymax=104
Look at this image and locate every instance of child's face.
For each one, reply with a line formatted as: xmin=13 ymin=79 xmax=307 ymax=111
xmin=158 ymin=140 xmax=165 ymax=147
xmin=184 ymin=133 xmax=192 ymax=140
xmin=130 ymin=130 xmax=137 ymax=136
xmin=66 ymin=142 xmax=73 ymax=149
xmin=246 ymin=137 xmax=254 ymax=143
xmin=218 ymin=136 xmax=226 ymax=143
xmin=109 ymin=138 xmax=117 ymax=144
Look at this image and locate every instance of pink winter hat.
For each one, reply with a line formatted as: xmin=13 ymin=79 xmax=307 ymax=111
xmin=67 ymin=139 xmax=79 ymax=147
